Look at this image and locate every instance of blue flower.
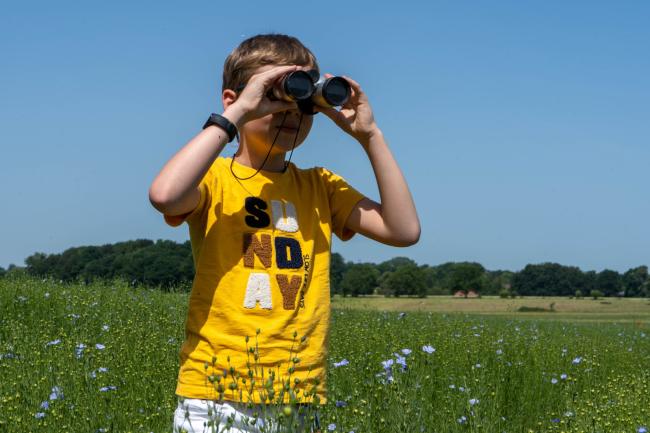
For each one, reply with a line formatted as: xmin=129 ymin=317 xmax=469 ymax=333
xmin=335 ymin=400 xmax=347 ymax=408
xmin=469 ymin=398 xmax=479 ymax=406
xmin=395 ymin=355 xmax=407 ymax=371
xmin=457 ymin=415 xmax=467 ymax=424
xmin=560 ymin=373 xmax=567 ymax=380
xmin=496 ymin=349 xmax=503 ymax=355
xmin=638 ymin=427 xmax=648 ymax=433
xmin=40 ymin=401 xmax=49 ymax=410
xmin=99 ymin=386 xmax=117 ymax=392
xmin=328 ymin=423 xmax=336 ymax=431
xmin=551 ymin=378 xmax=558 ymax=384
xmin=35 ymin=412 xmax=46 ymax=419
xmin=551 ymin=418 xmax=560 ymax=423
xmin=45 ymin=339 xmax=61 ymax=347
xmin=49 ymin=386 xmax=63 ymax=400
xmin=75 ymin=343 xmax=86 ymax=359
xmin=381 ymin=359 xmax=394 ymax=370
xmin=401 ymin=348 xmax=412 ymax=356
xmin=333 ymin=359 xmax=349 ymax=368
xmin=95 ymin=343 xmax=106 ymax=350
xmin=422 ymin=345 xmax=435 ymax=354
xmin=572 ymin=356 xmax=582 ymax=365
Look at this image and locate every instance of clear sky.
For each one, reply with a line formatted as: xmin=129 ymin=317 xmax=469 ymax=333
xmin=2 ymin=1 xmax=649 ymax=273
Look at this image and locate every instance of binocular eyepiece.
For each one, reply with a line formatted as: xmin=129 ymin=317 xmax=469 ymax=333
xmin=267 ymin=70 xmax=351 ymax=115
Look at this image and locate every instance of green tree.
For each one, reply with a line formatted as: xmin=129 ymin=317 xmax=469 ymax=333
xmin=329 ymin=252 xmax=347 ymax=296
xmin=382 ymin=264 xmax=427 ymax=297
xmin=448 ymin=262 xmax=485 ymax=294
xmin=596 ymin=269 xmax=622 ymax=297
xmin=622 ymin=266 xmax=648 ymax=297
xmin=340 ymin=263 xmax=379 ymax=297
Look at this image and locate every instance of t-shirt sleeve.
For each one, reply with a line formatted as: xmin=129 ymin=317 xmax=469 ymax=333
xmin=163 ymin=168 xmax=213 ymax=228
xmin=317 ymin=167 xmax=366 ymax=241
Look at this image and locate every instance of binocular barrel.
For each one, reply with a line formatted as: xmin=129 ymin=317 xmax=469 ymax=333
xmin=268 ymin=71 xmax=351 ymax=109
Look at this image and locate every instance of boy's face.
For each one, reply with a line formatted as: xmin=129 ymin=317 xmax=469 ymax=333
xmin=237 ymin=64 xmax=315 ymax=157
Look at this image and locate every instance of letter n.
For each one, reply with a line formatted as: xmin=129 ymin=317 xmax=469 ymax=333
xmin=243 ymin=233 xmax=272 ymax=268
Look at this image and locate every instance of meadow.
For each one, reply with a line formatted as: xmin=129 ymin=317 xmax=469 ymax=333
xmin=1 ymin=275 xmax=649 ymax=432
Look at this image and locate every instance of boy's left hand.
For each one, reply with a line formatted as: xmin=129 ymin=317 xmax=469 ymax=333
xmin=316 ymin=75 xmax=379 ymax=146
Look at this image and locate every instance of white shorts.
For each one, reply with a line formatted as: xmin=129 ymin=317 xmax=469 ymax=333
xmin=172 ymin=397 xmax=321 ymax=433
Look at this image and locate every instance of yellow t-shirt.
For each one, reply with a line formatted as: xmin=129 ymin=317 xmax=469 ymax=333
xmin=163 ymin=157 xmax=365 ymax=405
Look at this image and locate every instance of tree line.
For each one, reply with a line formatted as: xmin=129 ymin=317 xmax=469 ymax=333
xmin=2 ymin=239 xmax=648 ymax=298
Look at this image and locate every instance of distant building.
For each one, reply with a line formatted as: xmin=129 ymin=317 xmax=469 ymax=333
xmin=467 ymin=290 xmax=480 ymax=298
xmin=453 ymin=290 xmax=466 ymax=298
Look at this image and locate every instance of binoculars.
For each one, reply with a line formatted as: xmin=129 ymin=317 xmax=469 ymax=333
xmin=267 ymin=70 xmax=351 ymax=115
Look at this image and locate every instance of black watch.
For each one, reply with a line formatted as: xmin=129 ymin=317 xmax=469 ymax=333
xmin=203 ymin=113 xmax=238 ymax=143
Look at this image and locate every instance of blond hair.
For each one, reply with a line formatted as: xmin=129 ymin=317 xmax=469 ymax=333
xmin=222 ymin=34 xmax=319 ymax=92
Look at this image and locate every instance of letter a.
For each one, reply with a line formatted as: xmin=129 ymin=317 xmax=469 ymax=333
xmin=243 ymin=273 xmax=272 ymax=310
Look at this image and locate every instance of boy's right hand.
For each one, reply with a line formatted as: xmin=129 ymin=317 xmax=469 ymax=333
xmin=223 ymin=65 xmax=301 ymax=127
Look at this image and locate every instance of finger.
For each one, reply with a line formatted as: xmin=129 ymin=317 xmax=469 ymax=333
xmin=257 ymin=65 xmax=300 ymax=85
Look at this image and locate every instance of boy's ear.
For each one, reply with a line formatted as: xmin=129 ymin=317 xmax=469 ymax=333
xmin=222 ymin=89 xmax=238 ymax=110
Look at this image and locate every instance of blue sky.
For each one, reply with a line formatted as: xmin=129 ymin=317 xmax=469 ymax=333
xmin=1 ymin=1 xmax=649 ymax=272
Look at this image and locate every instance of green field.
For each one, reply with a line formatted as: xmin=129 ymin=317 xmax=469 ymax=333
xmin=1 ymin=276 xmax=649 ymax=432
xmin=332 ymin=295 xmax=650 ymax=324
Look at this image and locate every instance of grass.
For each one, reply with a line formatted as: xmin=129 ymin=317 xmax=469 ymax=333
xmin=1 ymin=276 xmax=649 ymax=432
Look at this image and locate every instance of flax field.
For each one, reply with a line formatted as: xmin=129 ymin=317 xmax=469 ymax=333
xmin=1 ymin=275 xmax=649 ymax=433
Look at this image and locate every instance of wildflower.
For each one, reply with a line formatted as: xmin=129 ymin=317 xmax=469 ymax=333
xmin=40 ymin=401 xmax=49 ymax=410
xmin=474 ymin=363 xmax=481 ymax=368
xmin=459 ymin=386 xmax=465 ymax=392
xmin=638 ymin=427 xmax=648 ymax=433
xmin=398 ymin=312 xmax=406 ymax=319
xmin=551 ymin=418 xmax=560 ymax=423
xmin=564 ymin=411 xmax=574 ymax=417
xmin=457 ymin=415 xmax=467 ymax=424
xmin=449 ymin=384 xmax=456 ymax=389
xmin=560 ymin=373 xmax=567 ymax=380
xmin=49 ymin=386 xmax=63 ymax=400
xmin=401 ymin=348 xmax=412 ymax=356
xmin=551 ymin=378 xmax=558 ymax=384
xmin=333 ymin=359 xmax=349 ymax=368
xmin=328 ymin=423 xmax=336 ymax=431
xmin=75 ymin=343 xmax=86 ymax=359
xmin=98 ymin=367 xmax=108 ymax=373
xmin=99 ymin=386 xmax=117 ymax=392
xmin=46 ymin=339 xmax=61 ymax=347
xmin=102 ymin=325 xmax=109 ymax=331
xmin=335 ymin=400 xmax=347 ymax=408
xmin=469 ymin=398 xmax=479 ymax=406
xmin=95 ymin=343 xmax=106 ymax=350
xmin=381 ymin=359 xmax=394 ymax=369
xmin=572 ymin=356 xmax=582 ymax=365
xmin=35 ymin=412 xmax=46 ymax=419
xmin=44 ymin=292 xmax=50 ymax=298
xmin=422 ymin=345 xmax=435 ymax=354
xmin=395 ymin=355 xmax=407 ymax=371
xmin=496 ymin=349 xmax=503 ymax=355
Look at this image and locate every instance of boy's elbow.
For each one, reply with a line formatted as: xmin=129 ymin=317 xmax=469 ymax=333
xmin=390 ymin=225 xmax=421 ymax=247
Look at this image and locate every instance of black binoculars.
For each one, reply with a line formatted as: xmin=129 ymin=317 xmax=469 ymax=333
xmin=267 ymin=70 xmax=351 ymax=115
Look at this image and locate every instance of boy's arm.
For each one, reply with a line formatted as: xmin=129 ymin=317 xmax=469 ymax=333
xmin=345 ymin=129 xmax=420 ymax=247
xmin=149 ymin=65 xmax=301 ymax=217
xmin=317 ymin=76 xmax=420 ymax=247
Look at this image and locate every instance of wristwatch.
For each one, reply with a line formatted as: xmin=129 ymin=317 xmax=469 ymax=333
xmin=203 ymin=113 xmax=238 ymax=143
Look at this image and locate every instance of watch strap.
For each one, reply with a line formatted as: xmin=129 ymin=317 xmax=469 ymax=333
xmin=203 ymin=113 xmax=238 ymax=143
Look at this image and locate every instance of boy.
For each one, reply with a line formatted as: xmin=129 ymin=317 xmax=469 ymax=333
xmin=149 ymin=34 xmax=420 ymax=432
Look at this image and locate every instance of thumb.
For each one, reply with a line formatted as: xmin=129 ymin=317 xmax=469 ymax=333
xmin=316 ymin=106 xmax=345 ymax=126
